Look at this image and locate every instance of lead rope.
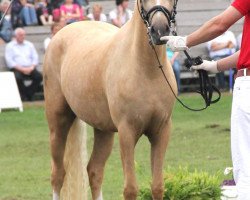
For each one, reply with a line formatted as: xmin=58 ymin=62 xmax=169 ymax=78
xmin=151 ymin=45 xmax=216 ymax=111
xmin=137 ymin=0 xmax=221 ymax=111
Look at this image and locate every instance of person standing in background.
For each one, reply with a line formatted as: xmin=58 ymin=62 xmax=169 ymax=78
xmin=207 ymin=31 xmax=236 ymax=90
xmin=109 ymin=0 xmax=132 ymax=27
xmin=166 ymin=48 xmax=181 ymax=94
xmin=236 ymin=33 xmax=242 ymax=50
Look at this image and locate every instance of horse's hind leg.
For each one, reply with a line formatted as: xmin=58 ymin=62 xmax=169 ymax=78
xmin=45 ymin=87 xmax=75 ymax=200
xmin=148 ymin=121 xmax=171 ymax=200
xmin=87 ymin=128 xmax=115 ymax=200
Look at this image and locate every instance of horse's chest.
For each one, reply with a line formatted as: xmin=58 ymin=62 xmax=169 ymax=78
xmin=108 ymin=82 xmax=174 ymax=131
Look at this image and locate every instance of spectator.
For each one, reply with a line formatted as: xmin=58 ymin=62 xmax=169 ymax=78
xmin=166 ymin=48 xmax=181 ymax=93
xmin=207 ymin=31 xmax=236 ymax=90
xmin=0 ymin=0 xmax=13 ymax=44
xmin=74 ymin=0 xmax=88 ymax=7
xmin=109 ymin=0 xmax=132 ymax=27
xmin=20 ymin=0 xmax=38 ymax=26
xmin=36 ymin=0 xmax=53 ymax=25
xmin=51 ymin=0 xmax=86 ymax=22
xmin=60 ymin=0 xmax=81 ymax=24
xmin=10 ymin=0 xmax=23 ymax=28
xmin=237 ymin=33 xmax=242 ymax=50
xmin=5 ymin=28 xmax=42 ymax=101
xmin=87 ymin=4 xmax=107 ymax=22
xmin=44 ymin=22 xmax=63 ymax=50
xmin=51 ymin=0 xmax=64 ymax=9
xmin=75 ymin=0 xmax=89 ymax=16
xmin=50 ymin=0 xmax=63 ymax=22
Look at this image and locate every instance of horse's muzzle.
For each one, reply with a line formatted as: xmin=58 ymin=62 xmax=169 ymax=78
xmin=150 ymin=23 xmax=170 ymax=45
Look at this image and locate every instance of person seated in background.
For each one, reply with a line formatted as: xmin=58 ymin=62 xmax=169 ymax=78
xmin=166 ymin=48 xmax=181 ymax=94
xmin=0 ymin=0 xmax=13 ymax=44
xmin=75 ymin=0 xmax=89 ymax=14
xmin=87 ymin=4 xmax=107 ymax=22
xmin=109 ymin=0 xmax=132 ymax=27
xmin=20 ymin=0 xmax=38 ymax=26
xmin=74 ymin=0 xmax=88 ymax=7
xmin=36 ymin=0 xmax=53 ymax=25
xmin=236 ymin=33 xmax=242 ymax=50
xmin=44 ymin=22 xmax=64 ymax=50
xmin=5 ymin=28 xmax=42 ymax=101
xmin=10 ymin=0 xmax=24 ymax=28
xmin=51 ymin=0 xmax=64 ymax=9
xmin=60 ymin=0 xmax=81 ymax=24
xmin=207 ymin=30 xmax=236 ymax=90
xmin=50 ymin=0 xmax=63 ymax=22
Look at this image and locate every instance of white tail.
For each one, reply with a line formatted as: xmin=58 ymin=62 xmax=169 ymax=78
xmin=60 ymin=119 xmax=88 ymax=200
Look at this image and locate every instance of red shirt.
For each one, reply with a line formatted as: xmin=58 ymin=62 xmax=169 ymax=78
xmin=232 ymin=0 xmax=250 ymax=69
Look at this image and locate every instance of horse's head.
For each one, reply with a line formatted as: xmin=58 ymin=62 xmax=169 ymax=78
xmin=139 ymin=0 xmax=177 ymax=45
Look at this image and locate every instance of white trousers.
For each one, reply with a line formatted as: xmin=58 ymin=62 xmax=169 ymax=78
xmin=231 ymin=75 xmax=250 ymax=200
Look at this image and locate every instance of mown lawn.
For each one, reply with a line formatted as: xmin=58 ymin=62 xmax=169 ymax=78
xmin=0 ymin=93 xmax=232 ymax=200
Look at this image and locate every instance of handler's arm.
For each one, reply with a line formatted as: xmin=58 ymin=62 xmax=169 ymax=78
xmin=191 ymin=51 xmax=240 ymax=73
xmin=187 ymin=6 xmax=242 ymax=48
xmin=217 ymin=50 xmax=240 ymax=71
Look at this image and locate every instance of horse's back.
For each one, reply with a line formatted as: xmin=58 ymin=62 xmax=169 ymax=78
xmin=50 ymin=21 xmax=118 ymax=51
xmin=44 ymin=21 xmax=119 ymax=75
xmin=61 ymin=21 xmax=118 ymax=42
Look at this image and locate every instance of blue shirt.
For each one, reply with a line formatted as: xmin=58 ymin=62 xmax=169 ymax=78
xmin=5 ymin=40 xmax=39 ymax=69
xmin=166 ymin=48 xmax=174 ymax=60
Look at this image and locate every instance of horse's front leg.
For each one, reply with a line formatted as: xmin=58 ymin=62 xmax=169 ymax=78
xmin=118 ymin=122 xmax=141 ymax=200
xmin=148 ymin=120 xmax=171 ymax=200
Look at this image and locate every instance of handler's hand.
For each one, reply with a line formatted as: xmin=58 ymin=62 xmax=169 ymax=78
xmin=160 ymin=36 xmax=188 ymax=51
xmin=191 ymin=60 xmax=219 ymax=73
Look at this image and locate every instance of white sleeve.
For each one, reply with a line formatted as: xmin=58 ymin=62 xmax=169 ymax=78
xmin=5 ymin=43 xmax=16 ymax=69
xmin=128 ymin=9 xmax=133 ymax=19
xmin=44 ymin=38 xmax=51 ymax=51
xmin=109 ymin=10 xmax=117 ymax=21
xmin=101 ymin=14 xmax=107 ymax=22
xmin=87 ymin=13 xmax=93 ymax=20
xmin=229 ymin=31 xmax=237 ymax=46
xmin=207 ymin=41 xmax=212 ymax=51
xmin=30 ymin=42 xmax=39 ymax=66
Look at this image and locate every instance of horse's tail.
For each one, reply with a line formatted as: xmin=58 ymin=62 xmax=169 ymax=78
xmin=60 ymin=118 xmax=89 ymax=200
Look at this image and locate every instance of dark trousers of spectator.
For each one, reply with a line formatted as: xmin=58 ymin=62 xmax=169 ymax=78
xmin=12 ymin=69 xmax=42 ymax=101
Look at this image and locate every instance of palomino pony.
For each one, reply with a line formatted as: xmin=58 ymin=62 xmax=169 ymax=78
xmin=44 ymin=0 xmax=177 ymax=199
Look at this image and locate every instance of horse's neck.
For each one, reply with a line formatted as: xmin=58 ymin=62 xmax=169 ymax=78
xmin=126 ymin=6 xmax=166 ymax=67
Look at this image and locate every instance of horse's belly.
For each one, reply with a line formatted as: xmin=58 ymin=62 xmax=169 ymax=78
xmin=63 ymin=87 xmax=117 ymax=132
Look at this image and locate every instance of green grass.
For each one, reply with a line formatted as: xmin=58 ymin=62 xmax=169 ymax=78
xmin=0 ymin=93 xmax=232 ymax=200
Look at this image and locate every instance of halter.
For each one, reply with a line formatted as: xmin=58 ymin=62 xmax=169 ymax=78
xmin=137 ymin=0 xmax=221 ymax=111
xmin=137 ymin=0 xmax=178 ymax=35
